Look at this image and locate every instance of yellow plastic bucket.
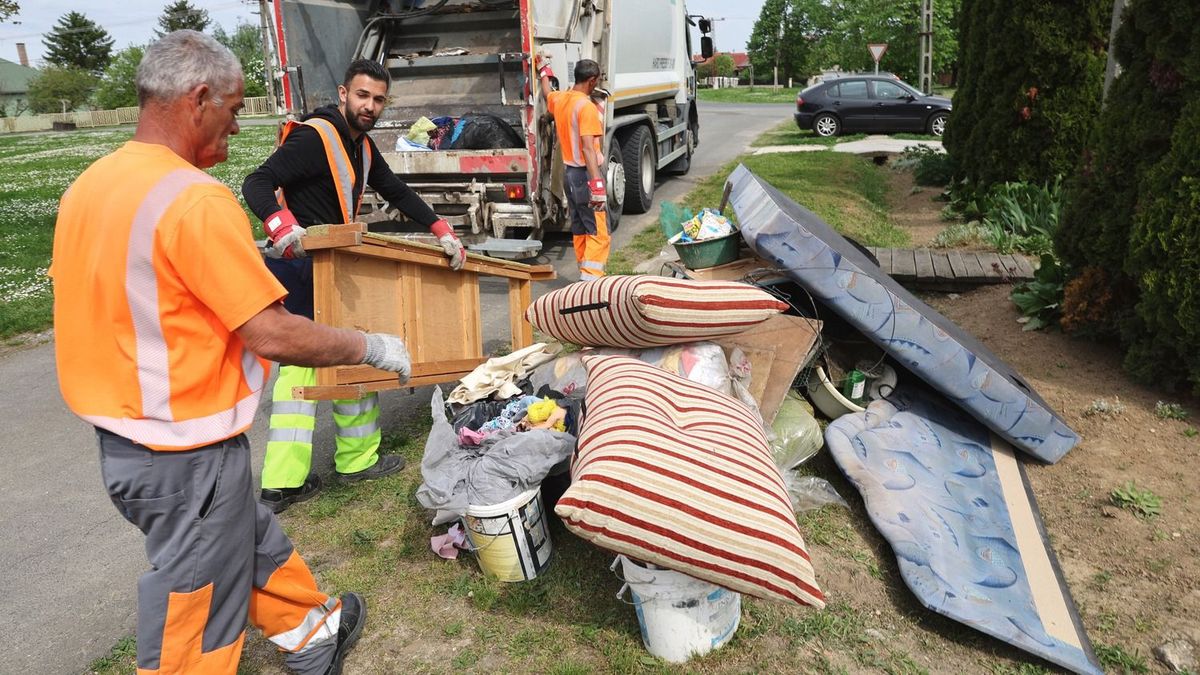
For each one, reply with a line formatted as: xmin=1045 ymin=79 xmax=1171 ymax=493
xmin=462 ymin=488 xmax=553 ymax=582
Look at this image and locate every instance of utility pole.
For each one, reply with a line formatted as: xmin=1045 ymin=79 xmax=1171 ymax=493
xmin=918 ymin=0 xmax=933 ymax=94
xmin=773 ymin=9 xmax=785 ymax=90
xmin=257 ymin=0 xmax=278 ymax=112
xmin=1103 ymin=0 xmax=1126 ymax=100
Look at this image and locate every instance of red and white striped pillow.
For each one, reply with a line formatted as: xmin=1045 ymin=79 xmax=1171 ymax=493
xmin=555 ymin=354 xmax=826 ymax=607
xmin=525 ymin=276 xmax=789 ymax=348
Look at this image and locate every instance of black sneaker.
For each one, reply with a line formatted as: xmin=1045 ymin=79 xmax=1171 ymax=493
xmin=337 ymin=454 xmax=406 ymax=483
xmin=260 ymin=473 xmax=322 ymax=514
xmin=325 ymin=592 xmax=366 ymax=675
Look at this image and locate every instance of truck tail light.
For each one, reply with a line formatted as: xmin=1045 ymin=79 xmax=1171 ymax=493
xmin=505 ymin=183 xmax=527 ymax=200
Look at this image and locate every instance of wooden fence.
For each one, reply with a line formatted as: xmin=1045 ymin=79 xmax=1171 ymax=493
xmin=0 ymin=96 xmax=277 ymax=134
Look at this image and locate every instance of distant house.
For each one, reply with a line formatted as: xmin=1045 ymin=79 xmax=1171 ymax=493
xmin=0 ymin=57 xmax=37 ymax=116
xmin=691 ymin=52 xmax=751 ymax=76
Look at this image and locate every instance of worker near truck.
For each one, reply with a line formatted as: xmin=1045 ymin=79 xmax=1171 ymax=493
xmin=50 ymin=31 xmax=409 ymax=674
xmin=537 ymin=56 xmax=610 ymax=281
xmin=242 ymin=58 xmax=466 ymax=513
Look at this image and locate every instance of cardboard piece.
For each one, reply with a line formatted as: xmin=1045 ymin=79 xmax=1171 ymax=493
xmin=715 ymin=314 xmax=822 ymax=424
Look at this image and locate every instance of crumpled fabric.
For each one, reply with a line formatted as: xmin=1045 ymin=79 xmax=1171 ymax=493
xmin=418 ymin=387 xmax=576 ymax=523
xmin=430 ymin=522 xmax=468 ymax=559
xmin=448 ymin=343 xmax=559 ymax=405
xmin=525 ymin=399 xmax=566 ymax=431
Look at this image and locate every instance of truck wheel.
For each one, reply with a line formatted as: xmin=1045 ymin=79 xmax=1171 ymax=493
xmin=606 ymin=137 xmax=624 ymax=232
xmin=665 ymin=117 xmax=696 ymax=176
xmin=621 ymin=125 xmax=655 ymax=214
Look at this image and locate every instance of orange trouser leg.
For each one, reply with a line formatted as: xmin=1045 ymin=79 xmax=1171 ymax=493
xmin=576 ymin=209 xmax=610 ymax=281
xmin=249 ymin=501 xmax=340 ymax=673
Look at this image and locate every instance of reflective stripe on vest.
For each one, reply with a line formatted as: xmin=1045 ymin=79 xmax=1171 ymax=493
xmin=277 ymin=118 xmax=372 ymax=223
xmin=79 ymin=168 xmax=266 ymax=448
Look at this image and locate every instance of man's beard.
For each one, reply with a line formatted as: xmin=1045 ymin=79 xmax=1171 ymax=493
xmin=344 ymin=103 xmax=377 ymax=133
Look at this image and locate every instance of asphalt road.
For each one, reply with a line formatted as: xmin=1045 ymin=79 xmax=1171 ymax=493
xmin=0 ymin=101 xmax=791 ymax=674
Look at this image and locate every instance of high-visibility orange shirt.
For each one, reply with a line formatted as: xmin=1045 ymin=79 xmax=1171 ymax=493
xmin=51 ymin=141 xmax=287 ymax=451
xmin=548 ymin=89 xmax=604 ymax=167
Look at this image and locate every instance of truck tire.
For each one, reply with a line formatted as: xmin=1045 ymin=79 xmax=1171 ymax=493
xmin=664 ymin=117 xmax=696 ymax=176
xmin=620 ymin=125 xmax=655 ymax=214
xmin=606 ymin=137 xmax=624 ymax=232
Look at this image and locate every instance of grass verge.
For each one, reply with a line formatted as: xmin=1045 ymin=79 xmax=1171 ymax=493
xmin=697 ymin=85 xmax=802 ymax=104
xmin=0 ymin=125 xmax=277 ymax=340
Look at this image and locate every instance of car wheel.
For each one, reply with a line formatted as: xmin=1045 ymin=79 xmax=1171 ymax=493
xmin=928 ymin=112 xmax=948 ymax=137
xmin=620 ymin=125 xmax=655 ymax=214
xmin=606 ymin=136 xmax=625 ymax=232
xmin=813 ymin=113 xmax=840 ymax=137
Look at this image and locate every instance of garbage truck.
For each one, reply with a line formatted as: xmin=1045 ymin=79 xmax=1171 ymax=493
xmin=271 ymin=0 xmax=702 ymax=251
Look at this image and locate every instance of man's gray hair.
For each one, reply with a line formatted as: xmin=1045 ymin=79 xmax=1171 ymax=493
xmin=136 ymin=30 xmax=242 ymax=107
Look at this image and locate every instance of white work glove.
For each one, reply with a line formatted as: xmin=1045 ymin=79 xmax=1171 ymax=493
xmin=429 ymin=218 xmax=466 ymax=271
xmin=439 ymin=234 xmax=466 ymax=271
xmin=263 ymin=209 xmax=307 ymax=259
xmin=361 ymin=332 xmax=411 ymax=383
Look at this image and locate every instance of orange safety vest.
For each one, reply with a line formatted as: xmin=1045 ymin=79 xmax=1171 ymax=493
xmin=550 ymin=90 xmax=604 ymax=168
xmin=51 ymin=142 xmax=286 ymax=451
xmin=276 ymin=118 xmax=373 ymax=222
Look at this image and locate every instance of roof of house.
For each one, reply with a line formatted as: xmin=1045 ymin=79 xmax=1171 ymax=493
xmin=692 ymin=52 xmax=751 ymax=70
xmin=0 ymin=57 xmax=38 ymax=95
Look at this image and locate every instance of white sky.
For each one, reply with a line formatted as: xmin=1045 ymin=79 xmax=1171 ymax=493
xmin=0 ymin=0 xmax=762 ymax=66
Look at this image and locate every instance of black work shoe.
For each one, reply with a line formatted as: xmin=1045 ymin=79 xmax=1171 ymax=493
xmin=337 ymin=454 xmax=406 ymax=482
xmin=326 ymin=592 xmax=366 ymax=675
xmin=260 ymin=473 xmax=322 ymax=514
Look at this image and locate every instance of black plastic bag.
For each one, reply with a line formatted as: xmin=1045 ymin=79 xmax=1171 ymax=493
xmin=449 ymin=113 xmax=523 ymax=150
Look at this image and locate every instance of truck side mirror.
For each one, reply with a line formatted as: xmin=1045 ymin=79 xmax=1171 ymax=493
xmin=701 ymin=36 xmax=714 ymax=60
xmin=698 ymin=18 xmax=711 ymax=33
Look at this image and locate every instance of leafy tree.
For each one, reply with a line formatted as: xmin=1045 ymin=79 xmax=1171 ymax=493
xmin=94 ymin=45 xmax=144 ymax=110
xmin=156 ymin=1 xmax=211 ymax=37
xmin=714 ymin=53 xmax=735 ymax=78
xmin=213 ymin=23 xmax=267 ymax=97
xmin=42 ymin=12 xmax=114 ymax=76
xmin=26 ymin=66 xmax=98 ymax=113
xmin=0 ymin=1 xmax=19 ymax=23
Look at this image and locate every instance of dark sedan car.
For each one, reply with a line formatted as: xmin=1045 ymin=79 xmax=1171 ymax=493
xmin=794 ymin=76 xmax=952 ymax=137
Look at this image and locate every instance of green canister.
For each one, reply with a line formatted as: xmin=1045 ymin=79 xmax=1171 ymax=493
xmin=842 ymin=369 xmax=866 ymax=403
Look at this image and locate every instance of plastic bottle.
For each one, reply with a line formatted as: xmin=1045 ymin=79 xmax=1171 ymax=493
xmin=842 ymin=369 xmax=866 ymax=403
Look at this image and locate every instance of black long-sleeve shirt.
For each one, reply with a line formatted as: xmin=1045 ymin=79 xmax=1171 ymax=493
xmin=241 ymin=104 xmax=438 ymax=228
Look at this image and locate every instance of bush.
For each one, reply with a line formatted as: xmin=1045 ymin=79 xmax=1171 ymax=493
xmin=1011 ymin=253 xmax=1066 ymax=331
xmin=894 ymin=146 xmax=955 ymax=187
xmin=1055 ymin=0 xmax=1200 ymax=391
xmin=944 ymin=0 xmax=1108 ymax=199
xmin=980 ymin=179 xmax=1061 ymax=257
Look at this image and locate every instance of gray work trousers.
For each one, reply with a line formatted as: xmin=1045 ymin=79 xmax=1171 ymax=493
xmin=97 ymin=429 xmax=338 ymax=674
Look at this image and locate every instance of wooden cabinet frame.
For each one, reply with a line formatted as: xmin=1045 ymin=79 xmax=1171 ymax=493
xmin=295 ymin=223 xmax=555 ymax=399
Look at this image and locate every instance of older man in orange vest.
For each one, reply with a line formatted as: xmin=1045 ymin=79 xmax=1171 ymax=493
xmin=51 ymin=31 xmax=403 ymax=674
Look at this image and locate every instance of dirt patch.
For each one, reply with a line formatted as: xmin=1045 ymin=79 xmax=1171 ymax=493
xmin=885 ymin=168 xmax=948 ymax=247
xmin=808 ymin=172 xmax=1200 ymax=673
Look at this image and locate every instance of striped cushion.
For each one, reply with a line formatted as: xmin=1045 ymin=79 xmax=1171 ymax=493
xmin=555 ymin=354 xmax=825 ymax=607
xmin=525 ymin=276 xmax=789 ymax=348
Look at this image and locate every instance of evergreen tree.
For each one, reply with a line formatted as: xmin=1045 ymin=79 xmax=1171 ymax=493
xmin=213 ymin=23 xmax=268 ymax=98
xmin=943 ymin=0 xmax=1107 ymax=196
xmin=42 ymin=12 xmax=114 ymax=76
xmin=156 ymin=1 xmax=211 ymax=37
xmin=94 ymin=46 xmax=145 ymax=110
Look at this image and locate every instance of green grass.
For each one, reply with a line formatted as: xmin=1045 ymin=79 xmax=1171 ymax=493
xmin=0 ymin=125 xmax=277 ymax=339
xmin=697 ymin=85 xmax=802 ymax=104
xmin=752 ymin=120 xmax=868 ymax=148
xmin=609 ymin=149 xmax=908 ymax=274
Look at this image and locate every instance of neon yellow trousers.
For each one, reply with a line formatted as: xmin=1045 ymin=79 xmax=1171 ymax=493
xmin=262 ymin=365 xmax=382 ymax=489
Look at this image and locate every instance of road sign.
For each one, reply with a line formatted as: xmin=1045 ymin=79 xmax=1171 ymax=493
xmin=868 ymin=43 xmax=888 ymax=63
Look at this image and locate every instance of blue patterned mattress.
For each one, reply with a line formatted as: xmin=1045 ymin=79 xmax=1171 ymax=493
xmin=727 ymin=165 xmax=1078 ymax=463
xmin=826 ymin=387 xmax=1101 ymax=674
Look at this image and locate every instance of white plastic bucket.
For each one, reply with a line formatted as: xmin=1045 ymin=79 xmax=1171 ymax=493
xmin=461 ymin=488 xmax=553 ymax=582
xmin=614 ymin=556 xmax=741 ymax=663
